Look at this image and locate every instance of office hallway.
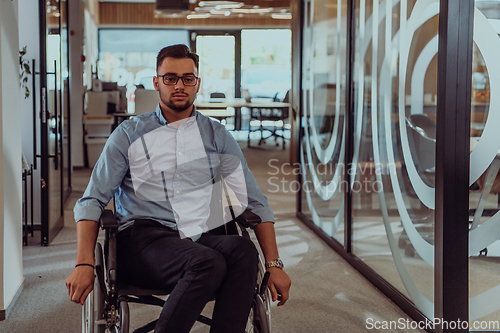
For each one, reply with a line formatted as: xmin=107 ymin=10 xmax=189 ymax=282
xmin=0 ymin=135 xmax=424 ymax=333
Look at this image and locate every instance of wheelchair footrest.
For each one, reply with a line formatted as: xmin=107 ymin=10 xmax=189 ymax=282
xmin=124 ymin=295 xmax=165 ymax=307
xmin=131 ymin=315 xmax=212 ymax=332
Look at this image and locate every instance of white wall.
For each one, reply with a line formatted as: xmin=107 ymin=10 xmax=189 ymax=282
xmin=0 ymin=0 xmax=24 ymax=315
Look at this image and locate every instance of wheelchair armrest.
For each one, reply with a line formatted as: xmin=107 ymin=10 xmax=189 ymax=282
xmin=99 ymin=209 xmax=119 ymax=230
xmin=220 ymin=207 xmax=262 ymax=234
xmin=234 ymin=208 xmax=262 ymax=227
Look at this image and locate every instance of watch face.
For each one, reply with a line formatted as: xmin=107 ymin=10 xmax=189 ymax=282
xmin=266 ymin=258 xmax=284 ymax=269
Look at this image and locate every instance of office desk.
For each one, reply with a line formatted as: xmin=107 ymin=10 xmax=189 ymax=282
xmin=195 ymin=98 xmax=290 ymax=109
xmin=195 ymin=99 xmax=290 ymax=130
xmin=197 ymin=108 xmax=235 ymax=123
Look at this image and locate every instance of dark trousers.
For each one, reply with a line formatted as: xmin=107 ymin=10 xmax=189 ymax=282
xmin=116 ymin=219 xmax=259 ymax=333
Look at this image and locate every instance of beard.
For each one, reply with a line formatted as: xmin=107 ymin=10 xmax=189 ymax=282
xmin=161 ymin=92 xmax=195 ymax=112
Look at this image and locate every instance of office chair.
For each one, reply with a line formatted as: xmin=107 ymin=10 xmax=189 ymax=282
xmin=210 ymin=92 xmax=226 ymax=99
xmin=398 ymin=113 xmax=436 ymax=257
xmin=406 ymin=113 xmax=436 ymax=186
xmin=247 ymin=90 xmax=289 ymax=150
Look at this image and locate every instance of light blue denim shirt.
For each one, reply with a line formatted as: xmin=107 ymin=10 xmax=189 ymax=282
xmin=74 ymin=105 xmax=274 ymax=232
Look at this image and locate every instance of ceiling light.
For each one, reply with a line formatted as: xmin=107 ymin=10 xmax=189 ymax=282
xmin=210 ymin=9 xmax=226 ymax=14
xmin=198 ymin=1 xmax=243 ymax=8
xmin=233 ymin=7 xmax=272 ymax=13
xmin=209 ymin=9 xmax=232 ymax=16
xmin=232 ymin=8 xmax=250 ymax=13
xmin=250 ymin=8 xmax=272 ymax=13
xmin=272 ymin=13 xmax=292 ymax=19
xmin=220 ymin=3 xmax=243 ymax=8
xmin=187 ymin=13 xmax=211 ymax=19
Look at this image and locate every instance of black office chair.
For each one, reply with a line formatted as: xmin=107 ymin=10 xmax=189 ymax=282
xmin=210 ymin=92 xmax=226 ymax=99
xmin=398 ymin=113 xmax=436 ymax=257
xmin=247 ymin=90 xmax=289 ymax=150
xmin=82 ymin=208 xmax=272 ymax=333
xmin=406 ymin=113 xmax=436 ymax=185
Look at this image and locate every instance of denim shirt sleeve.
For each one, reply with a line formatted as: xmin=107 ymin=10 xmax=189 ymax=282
xmin=74 ymin=125 xmax=130 ymax=223
xmin=218 ymin=126 xmax=275 ymax=227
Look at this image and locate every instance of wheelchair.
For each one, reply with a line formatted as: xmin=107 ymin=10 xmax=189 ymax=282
xmin=82 ymin=208 xmax=272 ymax=333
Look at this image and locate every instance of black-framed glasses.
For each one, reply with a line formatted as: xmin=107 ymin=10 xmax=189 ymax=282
xmin=157 ymin=74 xmax=199 ymax=86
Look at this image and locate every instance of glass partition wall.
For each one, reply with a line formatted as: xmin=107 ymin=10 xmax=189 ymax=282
xmin=350 ymin=0 xmax=437 ymax=317
xmin=469 ymin=1 xmax=500 ymax=329
xmin=301 ymin=0 xmax=348 ymax=245
xmin=38 ymin=0 xmax=71 ymax=245
xmin=298 ymin=0 xmax=500 ymax=329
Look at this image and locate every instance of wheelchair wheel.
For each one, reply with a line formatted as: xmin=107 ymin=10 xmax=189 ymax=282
xmin=83 ymin=243 xmax=107 ymax=333
xmin=118 ymin=300 xmax=130 ymax=333
xmin=245 ymin=260 xmax=271 ymax=333
xmin=82 ymin=290 xmax=94 ymax=333
xmin=95 ymin=243 xmax=107 ymax=333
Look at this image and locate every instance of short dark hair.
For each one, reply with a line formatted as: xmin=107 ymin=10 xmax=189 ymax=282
xmin=156 ymin=44 xmax=199 ymax=72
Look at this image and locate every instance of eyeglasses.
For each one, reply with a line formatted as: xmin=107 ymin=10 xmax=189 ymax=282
xmin=157 ymin=74 xmax=199 ymax=86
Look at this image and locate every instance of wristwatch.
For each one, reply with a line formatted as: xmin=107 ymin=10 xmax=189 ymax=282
xmin=265 ymin=258 xmax=284 ymax=270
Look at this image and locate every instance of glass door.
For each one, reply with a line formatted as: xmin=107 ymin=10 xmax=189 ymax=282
xmin=39 ymin=0 xmax=71 ymax=245
xmin=193 ymin=33 xmax=237 ymax=100
xmin=60 ymin=0 xmax=71 ymax=202
xmin=192 ymin=31 xmax=240 ymax=129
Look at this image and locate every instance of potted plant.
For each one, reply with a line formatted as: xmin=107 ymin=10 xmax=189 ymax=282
xmin=19 ymin=45 xmax=31 ymax=99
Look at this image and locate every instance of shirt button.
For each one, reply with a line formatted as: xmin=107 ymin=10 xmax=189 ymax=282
xmin=176 ymin=174 xmax=180 ymax=178
xmin=178 ymin=152 xmax=181 ymax=155
xmin=176 ymin=190 xmax=180 ymax=194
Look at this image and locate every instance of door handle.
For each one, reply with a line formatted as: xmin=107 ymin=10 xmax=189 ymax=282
xmin=32 ymin=59 xmax=39 ymax=170
xmin=53 ymin=60 xmax=59 ymax=170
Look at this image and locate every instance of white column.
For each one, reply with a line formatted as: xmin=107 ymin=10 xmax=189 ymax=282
xmin=0 ymin=0 xmax=24 ymax=319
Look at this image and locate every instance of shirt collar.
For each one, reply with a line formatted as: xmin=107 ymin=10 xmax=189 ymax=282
xmin=155 ymin=104 xmax=197 ymax=126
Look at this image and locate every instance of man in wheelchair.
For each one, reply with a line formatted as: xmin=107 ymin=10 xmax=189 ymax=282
xmin=66 ymin=44 xmax=291 ymax=333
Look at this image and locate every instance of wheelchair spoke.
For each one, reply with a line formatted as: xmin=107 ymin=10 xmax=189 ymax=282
xmin=245 ymin=307 xmax=256 ymax=333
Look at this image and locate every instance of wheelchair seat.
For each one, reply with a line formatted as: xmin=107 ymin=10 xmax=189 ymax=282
xmin=82 ymin=208 xmax=272 ymax=333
